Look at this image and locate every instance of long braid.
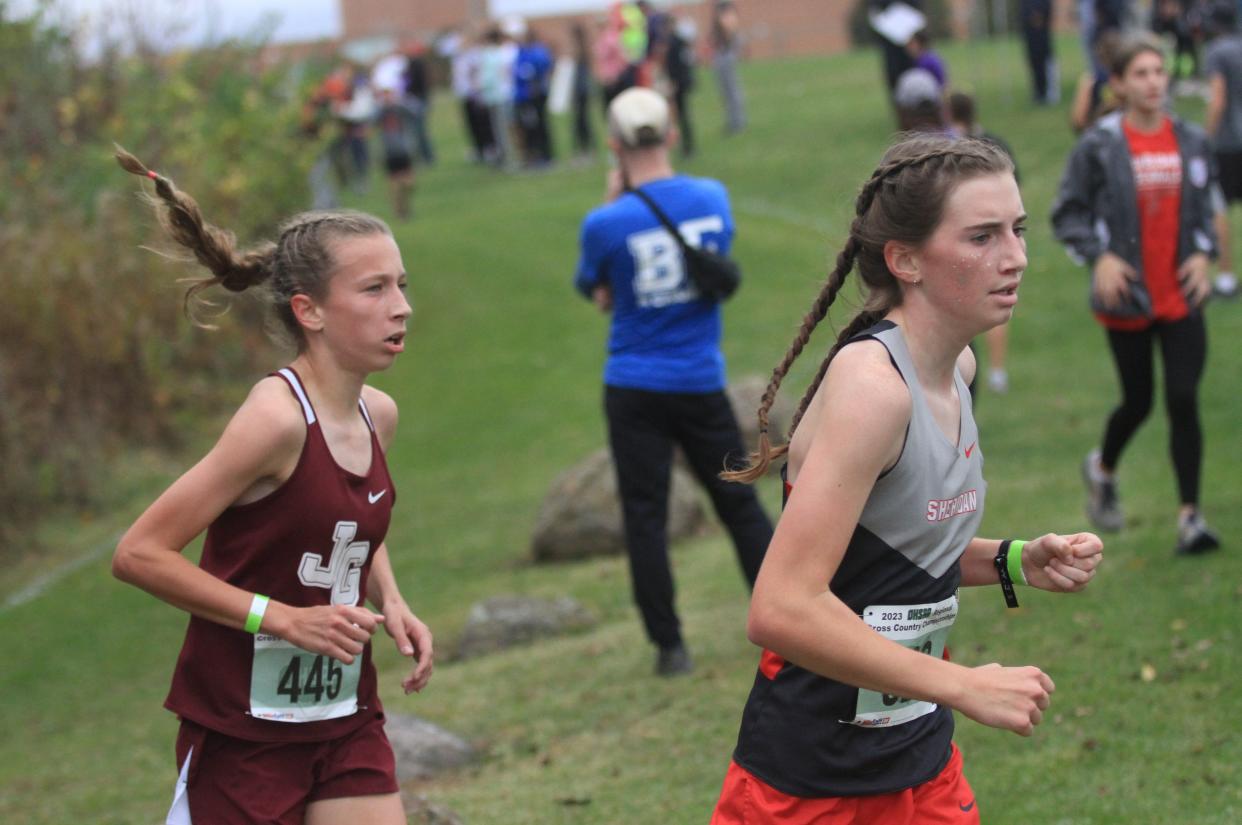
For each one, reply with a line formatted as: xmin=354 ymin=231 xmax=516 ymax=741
xmin=117 ymin=147 xmax=392 ymax=343
xmin=720 ymin=159 xmax=901 ymax=483
xmin=758 ymin=236 xmax=860 ymax=433
xmin=785 ymin=308 xmax=882 ymax=440
xmin=721 ymin=137 xmax=1013 ymax=484
xmin=115 ymin=146 xmax=276 ymax=316
xmin=766 ymin=162 xmax=926 ymax=436
xmin=721 ymin=234 xmax=863 ymax=482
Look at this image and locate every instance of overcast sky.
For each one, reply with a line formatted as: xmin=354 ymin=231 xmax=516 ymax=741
xmin=9 ymin=0 xmax=342 ymax=45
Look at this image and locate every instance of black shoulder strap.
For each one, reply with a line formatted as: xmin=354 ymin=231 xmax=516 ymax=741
xmin=627 ymin=186 xmax=691 ymax=251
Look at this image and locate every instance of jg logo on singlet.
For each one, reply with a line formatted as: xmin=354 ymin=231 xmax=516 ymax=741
xmin=298 ymin=520 xmax=369 ymax=606
xmin=626 ymin=216 xmax=725 ymax=308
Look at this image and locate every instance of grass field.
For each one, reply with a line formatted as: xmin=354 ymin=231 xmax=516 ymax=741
xmin=2 ymin=34 xmax=1241 ymax=824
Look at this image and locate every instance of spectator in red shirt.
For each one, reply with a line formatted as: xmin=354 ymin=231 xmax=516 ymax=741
xmin=1052 ymin=34 xmax=1222 ymax=556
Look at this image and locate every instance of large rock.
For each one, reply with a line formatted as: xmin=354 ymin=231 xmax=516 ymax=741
xmin=454 ymin=595 xmax=596 ymax=660
xmin=530 ymin=448 xmax=706 ymax=562
xmin=727 ymin=374 xmax=795 ymax=456
xmin=384 ymin=713 xmax=479 ymax=782
xmin=401 ymin=792 xmax=465 ymax=825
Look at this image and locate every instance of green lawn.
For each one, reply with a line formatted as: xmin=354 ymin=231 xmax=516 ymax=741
xmin=3 ymin=34 xmax=1240 ymax=824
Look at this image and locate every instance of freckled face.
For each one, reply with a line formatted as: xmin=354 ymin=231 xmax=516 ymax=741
xmin=315 ymin=233 xmax=411 ymax=373
xmin=914 ymin=173 xmax=1028 ymax=330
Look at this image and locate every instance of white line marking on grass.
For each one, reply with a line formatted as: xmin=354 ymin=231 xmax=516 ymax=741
xmin=733 ymin=197 xmax=833 ymax=234
xmin=2 ymin=533 xmax=120 ymax=612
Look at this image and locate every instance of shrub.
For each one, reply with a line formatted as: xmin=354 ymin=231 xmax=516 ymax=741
xmin=0 ymin=5 xmax=317 ymax=551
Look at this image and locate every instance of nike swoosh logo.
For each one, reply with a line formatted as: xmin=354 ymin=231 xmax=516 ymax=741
xmin=368 ymin=490 xmax=387 ymax=504
xmin=959 ymin=800 xmax=975 ymax=812
xmin=964 ymin=442 xmax=975 ymax=458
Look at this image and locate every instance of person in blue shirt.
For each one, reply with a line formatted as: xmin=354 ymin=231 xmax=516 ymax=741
xmin=514 ymin=28 xmax=555 ymax=166
xmin=574 ymin=87 xmax=773 ymax=676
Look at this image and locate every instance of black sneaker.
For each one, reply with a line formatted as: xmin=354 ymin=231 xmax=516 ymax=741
xmin=1175 ymin=512 xmax=1221 ymax=556
xmin=656 ymin=643 xmax=693 ymax=677
xmin=1082 ymin=449 xmax=1123 ymax=532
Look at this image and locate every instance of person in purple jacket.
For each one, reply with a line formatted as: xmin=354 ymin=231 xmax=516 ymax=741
xmin=907 ymin=28 xmax=948 ymax=89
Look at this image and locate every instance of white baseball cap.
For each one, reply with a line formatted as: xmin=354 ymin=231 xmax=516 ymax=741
xmin=608 ymin=87 xmax=671 ymax=148
xmin=894 ymin=68 xmax=942 ymax=109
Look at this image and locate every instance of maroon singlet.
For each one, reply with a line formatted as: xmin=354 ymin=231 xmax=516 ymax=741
xmin=164 ymin=367 xmax=395 ymax=742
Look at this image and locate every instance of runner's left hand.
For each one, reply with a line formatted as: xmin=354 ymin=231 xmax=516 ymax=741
xmin=380 ymin=599 xmax=434 ymax=694
xmin=1021 ymin=532 xmax=1103 ymax=593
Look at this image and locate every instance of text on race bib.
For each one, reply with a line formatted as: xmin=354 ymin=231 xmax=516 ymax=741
xmin=846 ymin=594 xmax=958 ymax=729
xmin=250 ymin=634 xmax=362 ymax=723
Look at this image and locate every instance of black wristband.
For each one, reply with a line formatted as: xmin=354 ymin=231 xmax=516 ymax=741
xmin=994 ymin=540 xmax=1020 ymax=609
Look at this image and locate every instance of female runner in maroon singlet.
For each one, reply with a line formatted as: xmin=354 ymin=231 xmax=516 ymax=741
xmin=111 ymin=149 xmax=432 ymax=825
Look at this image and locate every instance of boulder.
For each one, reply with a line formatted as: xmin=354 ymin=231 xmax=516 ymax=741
xmin=401 ymin=791 xmax=465 ymax=825
xmin=384 ymin=713 xmax=479 ymax=782
xmin=727 ymin=374 xmax=795 ymax=457
xmin=454 ymin=595 xmax=596 ymax=660
xmin=530 ymin=448 xmax=706 ymax=562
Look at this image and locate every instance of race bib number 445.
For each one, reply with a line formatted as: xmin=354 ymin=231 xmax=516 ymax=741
xmin=846 ymin=594 xmax=958 ymax=729
xmin=250 ymin=634 xmax=361 ymax=723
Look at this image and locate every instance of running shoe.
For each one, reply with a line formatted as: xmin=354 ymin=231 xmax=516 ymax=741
xmin=1082 ymin=449 xmax=1123 ymax=532
xmin=1175 ymin=511 xmax=1222 ymax=556
xmin=656 ymin=643 xmax=693 ymax=677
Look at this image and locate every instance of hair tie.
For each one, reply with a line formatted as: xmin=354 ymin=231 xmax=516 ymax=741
xmin=147 ymin=170 xmax=158 ymax=180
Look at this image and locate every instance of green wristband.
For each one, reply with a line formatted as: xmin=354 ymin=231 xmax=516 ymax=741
xmin=244 ymin=593 xmax=270 ymax=634
xmin=1007 ymin=540 xmax=1027 ymax=586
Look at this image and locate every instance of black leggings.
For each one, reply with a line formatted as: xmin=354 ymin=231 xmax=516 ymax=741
xmin=1100 ymin=314 xmax=1207 ymax=505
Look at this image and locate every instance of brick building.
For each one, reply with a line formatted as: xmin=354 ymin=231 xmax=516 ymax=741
xmin=339 ymin=0 xmax=1077 ymax=59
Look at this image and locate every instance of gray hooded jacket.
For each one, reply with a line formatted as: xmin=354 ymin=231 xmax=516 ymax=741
xmin=1050 ymin=111 xmax=1219 ymax=319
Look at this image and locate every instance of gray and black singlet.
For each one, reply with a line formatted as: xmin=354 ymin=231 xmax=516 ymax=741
xmin=730 ymin=320 xmax=987 ymax=797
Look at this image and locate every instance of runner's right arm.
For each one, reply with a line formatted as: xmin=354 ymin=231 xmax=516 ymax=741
xmin=112 ymin=378 xmax=382 ymax=664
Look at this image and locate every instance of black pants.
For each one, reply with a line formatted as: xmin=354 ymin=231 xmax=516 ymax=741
xmin=1100 ymin=314 xmax=1207 ymax=505
xmin=462 ymin=99 xmax=494 ymax=161
xmin=605 ymin=386 xmax=773 ymax=649
xmin=1022 ymin=23 xmax=1053 ymax=102
xmin=517 ymin=96 xmax=554 ymax=164
xmin=571 ymin=91 xmax=593 ymax=154
xmin=878 ymin=36 xmax=913 ymax=95
xmin=673 ymin=84 xmax=694 ymax=156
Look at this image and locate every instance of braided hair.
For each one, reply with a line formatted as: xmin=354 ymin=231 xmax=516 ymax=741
xmin=723 ymin=134 xmax=1014 ymax=482
xmin=115 ymin=147 xmax=391 ymax=348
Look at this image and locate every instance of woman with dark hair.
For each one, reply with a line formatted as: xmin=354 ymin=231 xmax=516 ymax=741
xmin=710 ymin=134 xmax=1103 ymax=824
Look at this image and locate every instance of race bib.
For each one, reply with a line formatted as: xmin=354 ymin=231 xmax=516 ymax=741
xmin=847 ymin=594 xmax=958 ymax=729
xmin=249 ymin=634 xmax=361 ymax=723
